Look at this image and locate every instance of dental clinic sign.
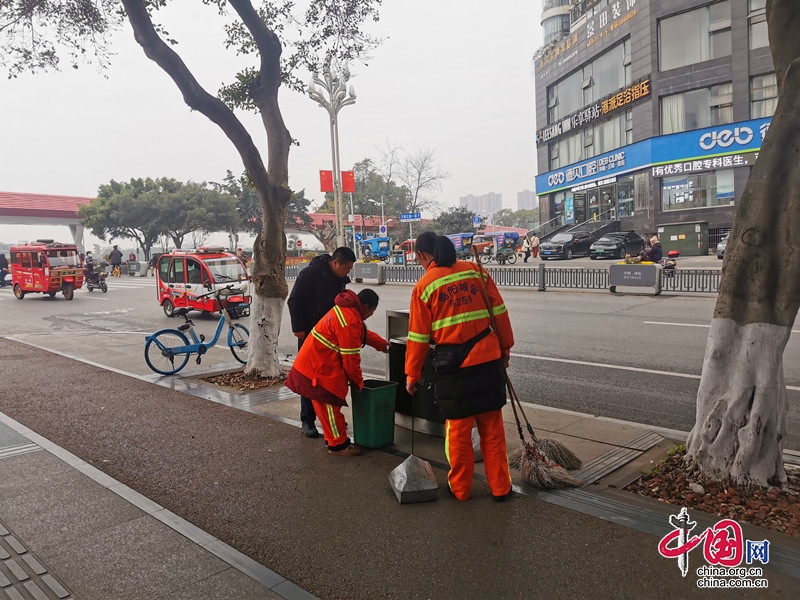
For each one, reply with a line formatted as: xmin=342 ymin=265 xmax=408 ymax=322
xmin=536 ymin=117 xmax=772 ymax=195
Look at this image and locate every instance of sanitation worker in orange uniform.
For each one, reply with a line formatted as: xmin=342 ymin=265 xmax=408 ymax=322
xmin=286 ymin=289 xmax=389 ymax=456
xmin=405 ymin=232 xmax=515 ymax=501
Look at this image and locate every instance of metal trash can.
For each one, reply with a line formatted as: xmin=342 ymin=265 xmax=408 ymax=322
xmin=351 ymin=380 xmax=398 ymax=448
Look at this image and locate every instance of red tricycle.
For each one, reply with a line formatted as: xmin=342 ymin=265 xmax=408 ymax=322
xmin=9 ymin=240 xmax=84 ymax=301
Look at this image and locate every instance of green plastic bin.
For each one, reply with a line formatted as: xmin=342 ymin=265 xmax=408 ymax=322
xmin=351 ymin=379 xmax=398 ymax=448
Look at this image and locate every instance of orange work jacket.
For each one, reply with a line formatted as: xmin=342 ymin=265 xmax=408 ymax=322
xmin=405 ymin=260 xmax=514 ymax=385
xmin=292 ymin=290 xmax=387 ymax=400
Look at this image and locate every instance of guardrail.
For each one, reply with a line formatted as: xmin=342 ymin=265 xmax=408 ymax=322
xmin=285 ymin=263 xmax=721 ymax=294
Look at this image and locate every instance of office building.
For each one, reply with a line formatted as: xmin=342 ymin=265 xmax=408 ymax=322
xmin=517 ymin=189 xmax=538 ymax=211
xmin=458 ymin=192 xmax=503 ymax=215
xmin=534 ymin=0 xmax=774 ymax=245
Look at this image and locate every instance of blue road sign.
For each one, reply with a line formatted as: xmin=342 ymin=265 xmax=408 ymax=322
xmin=400 ymin=212 xmax=421 ymax=222
xmin=473 ymin=215 xmax=481 ymax=226
xmin=355 ymin=233 xmax=363 ymax=242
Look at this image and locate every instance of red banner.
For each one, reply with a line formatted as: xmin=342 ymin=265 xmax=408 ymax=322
xmin=319 ymin=170 xmax=334 ymax=192
xmin=341 ymin=170 xmax=356 ymax=193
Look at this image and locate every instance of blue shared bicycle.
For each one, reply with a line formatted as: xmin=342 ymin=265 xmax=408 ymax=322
xmin=144 ymin=285 xmax=250 ymax=375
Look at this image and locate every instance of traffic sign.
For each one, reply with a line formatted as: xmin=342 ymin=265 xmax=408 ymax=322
xmin=400 ymin=212 xmax=421 ymax=222
xmin=355 ymin=233 xmax=363 ymax=242
xmin=379 ymin=225 xmax=387 ymax=234
xmin=473 ymin=215 xmax=481 ymax=226
xmin=296 ymin=239 xmax=302 ymax=248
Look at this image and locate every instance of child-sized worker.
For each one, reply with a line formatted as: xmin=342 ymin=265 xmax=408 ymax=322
xmin=285 ymin=289 xmax=389 ymax=456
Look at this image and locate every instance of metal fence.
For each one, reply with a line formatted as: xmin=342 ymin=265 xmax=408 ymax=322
xmin=286 ymin=263 xmax=721 ymax=294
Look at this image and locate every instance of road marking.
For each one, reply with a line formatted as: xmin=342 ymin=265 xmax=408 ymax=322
xmin=645 ymin=321 xmax=800 ymax=334
xmin=509 ymin=351 xmax=800 ymax=392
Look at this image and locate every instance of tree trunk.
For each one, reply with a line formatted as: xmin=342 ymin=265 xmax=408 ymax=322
xmin=686 ymin=0 xmax=800 ymax=487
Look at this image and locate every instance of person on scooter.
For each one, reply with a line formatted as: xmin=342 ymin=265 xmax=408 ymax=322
xmin=84 ymin=251 xmax=95 ymax=281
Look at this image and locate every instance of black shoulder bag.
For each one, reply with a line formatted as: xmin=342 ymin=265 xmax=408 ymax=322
xmin=430 ymin=327 xmax=491 ymax=376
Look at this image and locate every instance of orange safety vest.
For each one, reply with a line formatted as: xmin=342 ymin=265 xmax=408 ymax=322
xmin=405 ymin=260 xmax=514 ymax=384
xmin=292 ymin=291 xmax=387 ymax=401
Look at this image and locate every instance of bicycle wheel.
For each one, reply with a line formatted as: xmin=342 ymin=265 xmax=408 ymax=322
xmin=144 ymin=330 xmax=191 ymax=375
xmin=228 ymin=323 xmax=250 ymax=364
xmin=506 ymin=252 xmax=517 ymax=265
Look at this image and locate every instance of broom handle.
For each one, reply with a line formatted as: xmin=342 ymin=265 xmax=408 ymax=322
xmin=471 ymin=245 xmax=537 ymax=440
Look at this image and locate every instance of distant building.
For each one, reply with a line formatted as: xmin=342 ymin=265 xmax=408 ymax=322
xmin=458 ymin=192 xmax=503 ymax=215
xmin=517 ymin=190 xmax=538 ymax=211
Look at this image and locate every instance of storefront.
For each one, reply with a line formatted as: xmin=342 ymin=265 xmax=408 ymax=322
xmin=535 ymin=117 xmax=771 ymax=231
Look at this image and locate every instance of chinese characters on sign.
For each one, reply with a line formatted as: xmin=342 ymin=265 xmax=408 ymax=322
xmin=566 ymin=152 xmax=626 ymax=184
xmin=651 ymin=153 xmax=757 ymax=177
xmin=537 ymin=33 xmax=580 ymax=71
xmin=601 ymin=79 xmax=649 ymax=114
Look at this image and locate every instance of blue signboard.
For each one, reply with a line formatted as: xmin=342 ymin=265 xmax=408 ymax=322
xmin=473 ymin=215 xmax=481 ymax=227
xmin=535 ymin=117 xmax=772 ymax=195
xmin=400 ymin=212 xmax=421 ymax=221
xmin=355 ymin=233 xmax=362 ymax=242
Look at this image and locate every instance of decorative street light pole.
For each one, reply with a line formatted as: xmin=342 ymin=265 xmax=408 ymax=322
xmin=367 ymin=197 xmax=386 ymax=237
xmin=308 ymin=65 xmax=356 ymax=248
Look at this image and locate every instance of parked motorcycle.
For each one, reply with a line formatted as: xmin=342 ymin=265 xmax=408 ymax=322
xmin=85 ymin=261 xmax=109 ymax=293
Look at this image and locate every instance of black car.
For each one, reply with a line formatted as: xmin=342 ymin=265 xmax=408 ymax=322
xmin=589 ymin=231 xmax=645 ymax=260
xmin=539 ymin=231 xmax=594 ymax=260
xmin=716 ymin=234 xmax=729 ymax=259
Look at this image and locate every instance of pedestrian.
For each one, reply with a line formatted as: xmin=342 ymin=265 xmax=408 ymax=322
xmin=285 ymin=289 xmax=389 ymax=456
xmin=109 ymin=245 xmax=123 ymax=276
xmin=405 ymin=232 xmax=515 ymax=502
xmin=287 ymin=246 xmax=357 ymax=438
xmin=531 ymin=234 xmax=540 ymax=259
xmin=0 ymin=252 xmax=9 ymax=287
xmin=522 ymin=235 xmax=531 ymax=263
xmin=149 ymin=254 xmax=158 ymax=277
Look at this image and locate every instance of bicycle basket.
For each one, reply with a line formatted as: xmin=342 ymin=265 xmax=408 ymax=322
xmin=226 ymin=302 xmax=251 ymax=320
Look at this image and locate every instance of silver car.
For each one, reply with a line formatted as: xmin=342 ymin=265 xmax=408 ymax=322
xmin=716 ymin=234 xmax=729 ymax=259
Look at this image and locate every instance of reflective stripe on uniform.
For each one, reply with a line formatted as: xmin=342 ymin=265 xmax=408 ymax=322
xmin=492 ymin=304 xmax=508 ymax=316
xmin=340 ymin=346 xmax=361 ymax=355
xmin=407 ymin=331 xmax=431 ymax=343
xmin=419 ymin=269 xmax=483 ymax=303
xmin=333 ymin=305 xmax=348 ymax=327
xmin=311 ymin=328 xmax=340 ymax=353
xmin=327 ymin=404 xmax=340 ymax=438
xmin=431 ymin=308 xmax=490 ymax=332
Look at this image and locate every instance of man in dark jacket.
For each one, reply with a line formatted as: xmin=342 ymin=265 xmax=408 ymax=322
xmin=0 ymin=252 xmax=9 ymax=287
xmin=109 ymin=245 xmax=123 ymax=276
xmin=287 ymin=247 xmax=356 ymax=438
xmin=643 ymin=235 xmax=663 ymax=263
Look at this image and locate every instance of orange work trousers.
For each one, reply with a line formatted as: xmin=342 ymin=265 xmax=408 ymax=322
xmin=445 ymin=409 xmax=511 ymax=501
xmin=312 ymin=399 xmax=349 ymax=449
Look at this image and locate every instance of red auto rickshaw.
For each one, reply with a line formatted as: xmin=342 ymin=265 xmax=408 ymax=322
xmin=156 ymin=247 xmax=251 ymax=317
xmin=9 ymin=240 xmax=85 ymax=301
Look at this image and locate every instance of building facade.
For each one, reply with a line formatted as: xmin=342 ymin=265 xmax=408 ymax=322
xmin=534 ymin=0 xmax=774 ymax=245
xmin=517 ymin=189 xmax=539 ymax=210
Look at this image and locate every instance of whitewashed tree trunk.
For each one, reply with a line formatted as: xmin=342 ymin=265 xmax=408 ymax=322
xmin=687 ymin=0 xmax=800 ymax=488
xmin=244 ymin=295 xmax=286 ymax=379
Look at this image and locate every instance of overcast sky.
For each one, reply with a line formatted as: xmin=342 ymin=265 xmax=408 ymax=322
xmin=0 ymin=0 xmax=543 ymax=245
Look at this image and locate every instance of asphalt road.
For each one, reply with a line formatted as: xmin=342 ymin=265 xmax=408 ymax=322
xmin=3 ymin=257 xmax=799 ymax=450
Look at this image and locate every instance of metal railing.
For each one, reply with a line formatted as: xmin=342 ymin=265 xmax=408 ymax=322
xmin=286 ymin=263 xmax=722 ymax=294
xmin=529 ymin=215 xmax=566 ymax=240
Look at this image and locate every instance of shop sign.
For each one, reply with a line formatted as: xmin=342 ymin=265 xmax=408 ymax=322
xmin=536 ymin=0 xmax=640 ymax=73
xmin=651 ymin=153 xmax=758 ymax=177
xmin=536 ymin=78 xmax=650 ymax=146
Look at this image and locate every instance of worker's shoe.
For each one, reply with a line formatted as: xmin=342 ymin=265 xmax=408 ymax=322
xmin=492 ymin=489 xmax=513 ymax=503
xmin=328 ymin=444 xmax=361 ymax=456
xmin=301 ymin=422 xmax=319 ymax=438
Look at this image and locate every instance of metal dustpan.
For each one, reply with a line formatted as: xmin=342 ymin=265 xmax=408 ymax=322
xmin=389 ymin=454 xmax=438 ymax=504
xmin=388 ymin=390 xmax=438 ymax=503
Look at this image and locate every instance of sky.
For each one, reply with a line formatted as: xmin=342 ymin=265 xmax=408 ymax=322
xmin=0 ymin=1 xmax=543 ymax=247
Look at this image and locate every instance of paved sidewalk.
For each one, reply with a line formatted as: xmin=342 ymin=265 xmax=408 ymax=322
xmin=1 ymin=338 xmax=799 ymax=599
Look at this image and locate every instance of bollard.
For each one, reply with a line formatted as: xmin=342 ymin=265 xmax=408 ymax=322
xmin=538 ymin=262 xmax=546 ymax=291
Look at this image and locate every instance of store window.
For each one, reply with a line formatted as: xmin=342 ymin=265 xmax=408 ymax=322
xmin=659 ymin=1 xmax=731 ymax=71
xmin=751 ymin=73 xmax=778 ymax=118
xmin=749 ymin=0 xmax=768 ymax=50
xmin=617 ymin=175 xmax=635 ymax=218
xmin=660 ymin=170 xmax=735 ymax=211
xmin=661 ymin=84 xmax=733 ymax=134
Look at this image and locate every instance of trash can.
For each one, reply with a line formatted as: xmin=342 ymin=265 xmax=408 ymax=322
xmin=351 ymin=379 xmax=398 ymax=448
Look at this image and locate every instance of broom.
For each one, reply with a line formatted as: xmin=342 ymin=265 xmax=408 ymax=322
xmin=471 ymin=246 xmax=582 ymax=489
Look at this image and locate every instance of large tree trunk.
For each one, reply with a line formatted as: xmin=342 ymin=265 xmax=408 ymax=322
xmin=686 ymin=0 xmax=800 ymax=487
xmin=122 ymin=0 xmax=292 ymax=379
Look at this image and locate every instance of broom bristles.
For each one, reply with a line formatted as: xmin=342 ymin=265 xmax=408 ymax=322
xmin=508 ymin=445 xmax=523 ymax=469
xmin=535 ymin=438 xmax=582 ymax=471
xmin=519 ymin=444 xmax=583 ymax=489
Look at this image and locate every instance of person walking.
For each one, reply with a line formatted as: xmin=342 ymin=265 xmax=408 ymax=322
xmin=148 ymin=254 xmax=158 ymax=277
xmin=0 ymin=252 xmax=9 ymax=287
xmin=285 ymin=289 xmax=389 ymax=455
xmin=405 ymin=232 xmax=515 ymax=502
xmin=531 ymin=234 xmax=540 ymax=259
xmin=109 ymin=245 xmax=123 ymax=277
xmin=287 ymin=247 xmax=357 ymax=438
xmin=521 ymin=235 xmax=531 ymax=263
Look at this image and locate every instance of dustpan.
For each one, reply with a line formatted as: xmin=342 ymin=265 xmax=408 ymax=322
xmin=388 ymin=389 xmax=438 ymax=503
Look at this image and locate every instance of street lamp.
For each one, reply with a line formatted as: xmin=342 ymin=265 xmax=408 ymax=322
xmin=308 ymin=64 xmax=357 ymax=248
xmin=367 ymin=197 xmax=386 ymax=234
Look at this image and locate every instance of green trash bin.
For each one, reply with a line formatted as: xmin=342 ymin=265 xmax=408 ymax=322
xmin=351 ymin=379 xmax=398 ymax=448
